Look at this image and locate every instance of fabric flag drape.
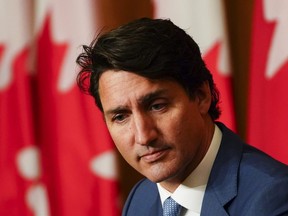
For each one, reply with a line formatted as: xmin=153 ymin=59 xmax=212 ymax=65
xmin=248 ymin=0 xmax=288 ymax=165
xmin=0 ymin=1 xmax=120 ymax=216
xmin=152 ymin=0 xmax=236 ymax=131
xmin=0 ymin=1 xmax=41 ymax=216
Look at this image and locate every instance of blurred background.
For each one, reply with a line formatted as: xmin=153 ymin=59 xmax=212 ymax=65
xmin=1 ymin=0 xmax=287 ymax=215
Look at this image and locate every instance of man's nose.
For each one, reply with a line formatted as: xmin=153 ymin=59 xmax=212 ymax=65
xmin=132 ymin=113 xmax=158 ymax=146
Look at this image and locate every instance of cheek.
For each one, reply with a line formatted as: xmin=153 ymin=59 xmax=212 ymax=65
xmin=113 ymin=141 xmax=141 ymax=174
xmin=170 ymin=110 xmax=204 ymax=151
xmin=165 ymin=110 xmax=192 ymax=138
xmin=109 ymin=128 xmax=136 ymax=164
xmin=110 ymin=131 xmax=127 ymax=153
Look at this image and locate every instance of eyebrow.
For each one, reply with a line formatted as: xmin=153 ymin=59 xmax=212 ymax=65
xmin=137 ymin=89 xmax=167 ymax=106
xmin=104 ymin=89 xmax=168 ymax=116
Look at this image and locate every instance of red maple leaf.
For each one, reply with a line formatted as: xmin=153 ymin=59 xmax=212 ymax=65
xmin=0 ymin=45 xmax=4 ymax=63
xmin=0 ymin=40 xmax=35 ymax=216
xmin=35 ymin=14 xmax=119 ymax=216
xmin=248 ymin=0 xmax=288 ymax=164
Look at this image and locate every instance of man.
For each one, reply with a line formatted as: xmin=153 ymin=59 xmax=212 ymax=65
xmin=76 ymin=18 xmax=288 ymax=216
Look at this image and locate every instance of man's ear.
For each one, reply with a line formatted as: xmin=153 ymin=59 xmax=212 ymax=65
xmin=195 ymin=81 xmax=212 ymax=115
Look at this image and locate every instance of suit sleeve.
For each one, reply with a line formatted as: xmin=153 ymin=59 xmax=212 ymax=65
xmin=246 ymin=177 xmax=288 ymax=215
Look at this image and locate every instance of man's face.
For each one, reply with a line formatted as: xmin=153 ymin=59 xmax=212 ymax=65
xmin=99 ymin=70 xmax=213 ymax=191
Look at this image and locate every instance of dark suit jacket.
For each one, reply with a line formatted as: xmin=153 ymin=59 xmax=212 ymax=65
xmin=122 ymin=123 xmax=288 ymax=216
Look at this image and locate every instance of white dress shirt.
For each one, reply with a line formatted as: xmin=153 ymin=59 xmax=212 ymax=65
xmin=157 ymin=124 xmax=222 ymax=216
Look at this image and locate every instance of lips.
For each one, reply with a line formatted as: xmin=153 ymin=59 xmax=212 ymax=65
xmin=140 ymin=148 xmax=169 ymax=163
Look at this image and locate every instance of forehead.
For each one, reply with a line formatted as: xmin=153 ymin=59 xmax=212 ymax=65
xmin=99 ymin=70 xmax=165 ymax=99
xmin=98 ymin=70 xmax=185 ymax=110
xmin=99 ymin=70 xmax=151 ymax=89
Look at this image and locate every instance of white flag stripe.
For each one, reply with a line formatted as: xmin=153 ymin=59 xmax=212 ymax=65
xmin=0 ymin=1 xmax=32 ymax=90
xmin=263 ymin=0 xmax=288 ymax=79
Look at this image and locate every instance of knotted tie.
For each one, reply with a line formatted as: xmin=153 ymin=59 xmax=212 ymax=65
xmin=163 ymin=197 xmax=181 ymax=216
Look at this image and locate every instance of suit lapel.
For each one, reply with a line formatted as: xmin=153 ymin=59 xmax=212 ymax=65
xmin=149 ymin=195 xmax=162 ymax=216
xmin=201 ymin=123 xmax=243 ymax=215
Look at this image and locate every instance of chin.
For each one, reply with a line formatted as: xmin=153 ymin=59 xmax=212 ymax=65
xmin=139 ymin=160 xmax=181 ymax=183
xmin=145 ymin=170 xmax=178 ymax=183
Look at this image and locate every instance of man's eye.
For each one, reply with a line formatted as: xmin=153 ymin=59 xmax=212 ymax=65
xmin=150 ymin=103 xmax=166 ymax=111
xmin=112 ymin=114 xmax=127 ymax=123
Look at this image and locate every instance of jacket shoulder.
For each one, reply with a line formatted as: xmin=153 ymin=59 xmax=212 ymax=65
xmin=213 ymin=122 xmax=288 ymax=215
xmin=122 ymin=178 xmax=161 ymax=216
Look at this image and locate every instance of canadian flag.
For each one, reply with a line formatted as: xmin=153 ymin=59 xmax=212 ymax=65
xmin=152 ymin=0 xmax=236 ymax=131
xmin=0 ymin=2 xmax=42 ymax=216
xmin=248 ymin=0 xmax=288 ymax=165
xmin=0 ymin=1 xmax=119 ymax=216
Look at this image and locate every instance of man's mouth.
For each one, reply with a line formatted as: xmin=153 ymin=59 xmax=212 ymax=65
xmin=140 ymin=147 xmax=170 ymax=163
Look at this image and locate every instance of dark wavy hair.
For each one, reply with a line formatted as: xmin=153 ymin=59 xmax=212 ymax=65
xmin=76 ymin=17 xmax=221 ymax=120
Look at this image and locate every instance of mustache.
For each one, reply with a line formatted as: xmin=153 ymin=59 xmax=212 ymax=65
xmin=137 ymin=140 xmax=171 ymax=158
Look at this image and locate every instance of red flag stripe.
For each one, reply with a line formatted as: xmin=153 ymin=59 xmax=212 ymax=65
xmin=248 ymin=0 xmax=288 ymax=164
